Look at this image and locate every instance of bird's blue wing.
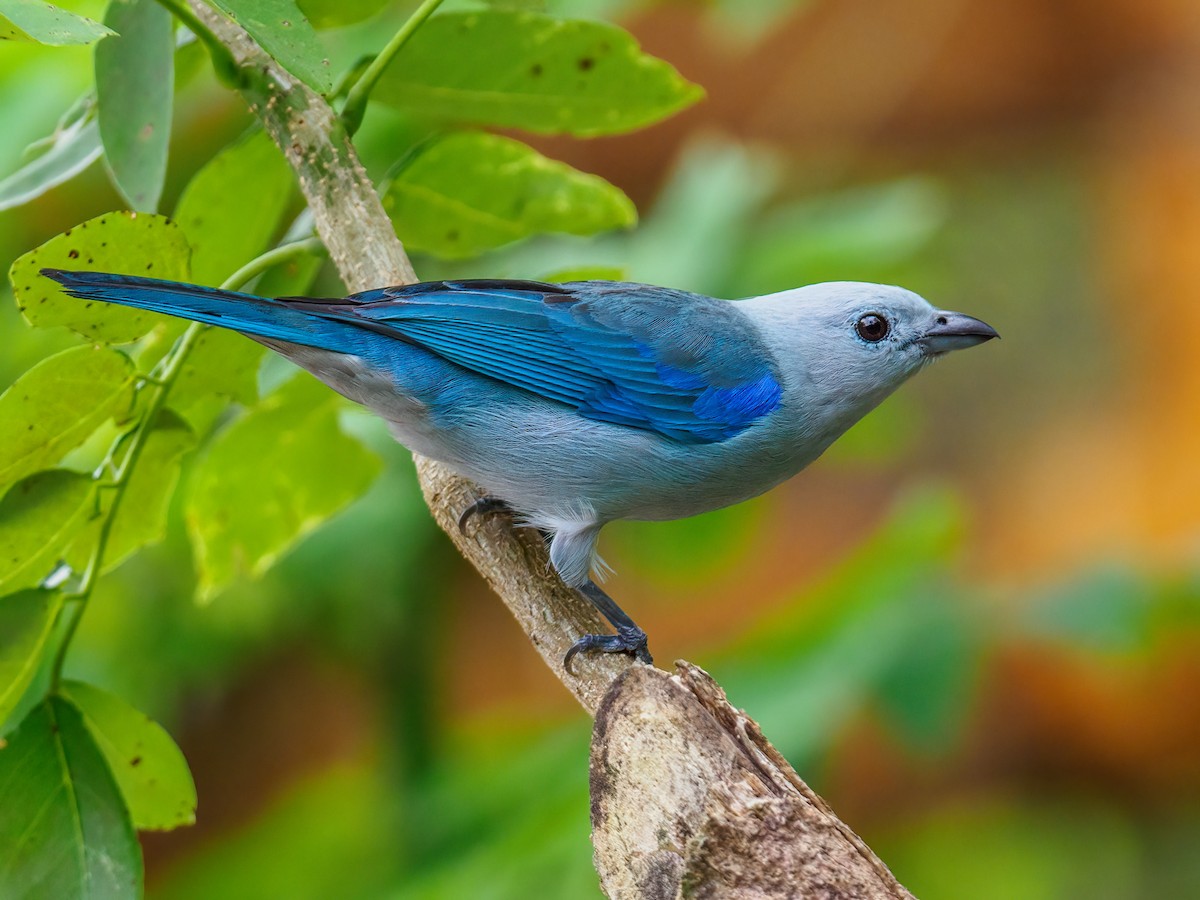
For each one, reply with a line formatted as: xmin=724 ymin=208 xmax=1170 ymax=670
xmin=340 ymin=280 xmax=783 ymax=443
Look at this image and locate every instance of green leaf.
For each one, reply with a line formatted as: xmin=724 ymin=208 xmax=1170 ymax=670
xmin=0 ymin=591 xmax=62 ymax=728
xmin=253 ymin=242 xmax=322 ymax=296
xmin=169 ymin=328 xmax=264 ymax=412
xmin=372 ymin=11 xmax=703 ymax=136
xmin=174 ymin=129 xmax=295 ymax=287
xmin=0 ymin=698 xmax=142 ymax=897
xmin=103 ymin=411 xmax=195 ymax=573
xmin=0 ymin=471 xmax=95 ymax=595
xmin=0 ymin=111 xmax=102 ymax=212
xmin=61 ymin=681 xmax=197 ymax=831
xmin=165 ymin=129 xmax=297 ymax=409
xmin=874 ymin=594 xmax=980 ymax=751
xmin=0 ymin=346 xmax=136 ymax=492
xmin=384 ymin=131 xmax=635 ymax=259
xmin=540 ymin=265 xmax=627 ymax=282
xmin=0 ymin=0 xmax=113 ymax=45
xmin=209 ymin=0 xmax=332 ymax=93
xmin=715 ymin=487 xmax=965 ymax=766
xmin=96 ymin=0 xmax=175 ymax=212
xmin=10 ymin=211 xmax=192 ymax=343
xmin=186 ymin=375 xmax=381 ymax=601
xmin=296 ymin=0 xmax=384 ymax=29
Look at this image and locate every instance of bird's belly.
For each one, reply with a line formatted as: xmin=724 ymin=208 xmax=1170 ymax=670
xmin=429 ymin=410 xmax=818 ymax=526
xmin=276 ymin=342 xmax=821 ymax=525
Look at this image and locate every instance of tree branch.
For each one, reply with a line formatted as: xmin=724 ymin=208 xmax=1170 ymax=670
xmin=186 ymin=0 xmax=633 ymax=714
xmin=591 ymin=662 xmax=915 ymax=899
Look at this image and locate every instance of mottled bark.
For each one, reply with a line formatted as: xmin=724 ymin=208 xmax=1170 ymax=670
xmin=591 ymin=663 xmax=915 ymax=900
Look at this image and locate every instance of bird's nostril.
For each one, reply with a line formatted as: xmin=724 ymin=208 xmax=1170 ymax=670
xmin=936 ymin=315 xmax=948 ymax=325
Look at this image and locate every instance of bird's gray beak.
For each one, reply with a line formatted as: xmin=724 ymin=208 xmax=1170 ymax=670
xmin=919 ymin=311 xmax=999 ymax=355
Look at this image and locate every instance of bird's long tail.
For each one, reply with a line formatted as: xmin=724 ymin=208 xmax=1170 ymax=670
xmin=40 ymin=269 xmax=348 ymax=351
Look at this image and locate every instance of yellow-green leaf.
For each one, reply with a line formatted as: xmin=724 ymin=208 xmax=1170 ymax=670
xmin=103 ymin=411 xmax=195 ymax=573
xmin=174 ymin=129 xmax=294 ymax=287
xmin=0 ymin=345 xmax=136 ymax=492
xmin=186 ymin=375 xmax=381 ymax=602
xmin=296 ymin=0 xmax=384 ymax=29
xmin=0 ymin=0 xmax=112 ymax=45
xmin=0 ymin=590 xmax=62 ymax=728
xmin=61 ymin=681 xmax=197 ymax=831
xmin=9 ymin=211 xmax=191 ymax=343
xmin=0 ymin=471 xmax=94 ymax=595
xmin=384 ymin=131 xmax=636 ymax=259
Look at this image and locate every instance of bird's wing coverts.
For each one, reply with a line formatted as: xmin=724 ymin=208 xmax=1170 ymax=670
xmin=333 ymin=280 xmax=783 ymax=443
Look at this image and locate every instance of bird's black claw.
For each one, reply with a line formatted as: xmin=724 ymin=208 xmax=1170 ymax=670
xmin=457 ymin=495 xmax=513 ymax=535
xmin=563 ymin=625 xmax=652 ymax=673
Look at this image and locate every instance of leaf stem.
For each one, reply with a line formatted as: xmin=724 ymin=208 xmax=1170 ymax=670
xmin=49 ymin=238 xmax=324 ymax=687
xmin=222 ymin=236 xmax=325 ymax=290
xmin=340 ymin=0 xmax=445 ymax=137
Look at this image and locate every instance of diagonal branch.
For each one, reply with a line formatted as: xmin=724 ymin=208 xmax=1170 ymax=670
xmin=186 ymin=0 xmax=633 ymax=713
xmin=182 ymin=8 xmax=915 ymax=897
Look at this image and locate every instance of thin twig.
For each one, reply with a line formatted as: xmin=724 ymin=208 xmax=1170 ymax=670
xmin=340 ymin=0 xmax=445 ymax=136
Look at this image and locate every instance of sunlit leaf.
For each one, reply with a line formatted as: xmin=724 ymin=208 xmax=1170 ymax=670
xmin=373 ymin=10 xmax=703 ymax=136
xmin=0 ymin=0 xmax=112 ymax=45
xmin=540 ymin=265 xmax=627 ymax=283
xmin=209 ymin=0 xmax=332 ymax=93
xmin=96 ymin=0 xmax=174 ymax=212
xmin=297 ymin=0 xmax=384 ymax=29
xmin=253 ymin=242 xmax=323 ymax=297
xmin=174 ymin=129 xmax=294 ymax=287
xmin=169 ymin=328 xmax=264 ymax=412
xmin=384 ymin=131 xmax=635 ymax=258
xmin=0 ymin=111 xmax=102 ymax=212
xmin=0 ymin=346 xmax=136 ymax=492
xmin=0 ymin=698 xmax=142 ymax=897
xmin=0 ymin=590 xmax=62 ymax=728
xmin=61 ymin=680 xmax=197 ymax=831
xmin=166 ymin=129 xmax=297 ymax=409
xmin=9 ymin=211 xmax=191 ymax=343
xmin=186 ymin=375 xmax=382 ymax=602
xmin=103 ymin=411 xmax=195 ymax=573
xmin=0 ymin=471 xmax=94 ymax=595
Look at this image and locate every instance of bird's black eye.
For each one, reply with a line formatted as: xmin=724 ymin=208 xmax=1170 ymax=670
xmin=855 ymin=313 xmax=889 ymax=342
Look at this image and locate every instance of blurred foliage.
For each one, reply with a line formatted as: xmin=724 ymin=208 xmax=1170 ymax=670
xmin=0 ymin=0 xmax=1197 ymax=898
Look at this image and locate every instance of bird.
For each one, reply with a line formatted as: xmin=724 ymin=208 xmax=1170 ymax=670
xmin=40 ymin=268 xmax=997 ymax=668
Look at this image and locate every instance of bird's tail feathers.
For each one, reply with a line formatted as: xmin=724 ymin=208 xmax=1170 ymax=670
xmin=40 ymin=269 xmax=347 ymax=351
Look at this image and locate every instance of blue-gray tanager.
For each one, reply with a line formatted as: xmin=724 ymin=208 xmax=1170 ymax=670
xmin=40 ymin=269 xmax=997 ymax=666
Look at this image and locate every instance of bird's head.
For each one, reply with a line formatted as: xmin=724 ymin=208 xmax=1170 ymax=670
xmin=754 ymin=281 xmax=998 ymax=413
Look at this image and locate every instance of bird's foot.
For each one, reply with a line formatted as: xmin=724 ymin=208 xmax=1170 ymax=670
xmin=457 ymin=495 xmax=514 ymax=535
xmin=564 ymin=623 xmax=652 ymax=672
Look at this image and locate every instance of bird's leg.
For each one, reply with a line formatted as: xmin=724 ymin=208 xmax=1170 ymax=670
xmin=457 ymin=495 xmax=514 ymax=534
xmin=565 ymin=581 xmax=653 ymax=671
